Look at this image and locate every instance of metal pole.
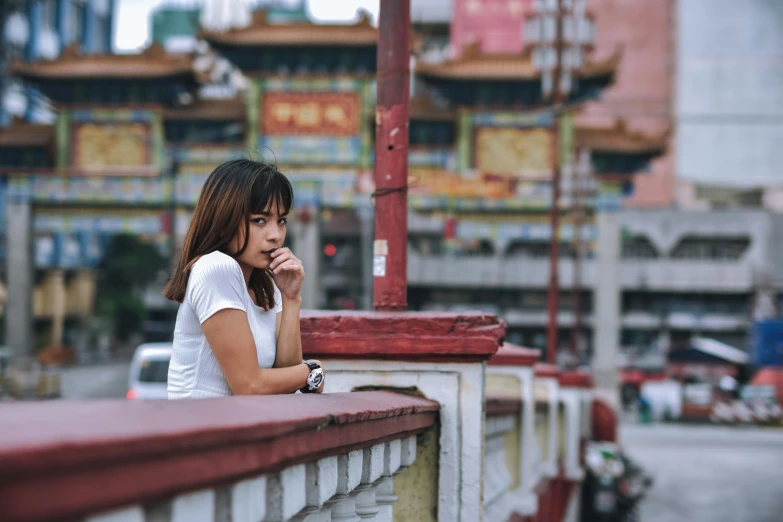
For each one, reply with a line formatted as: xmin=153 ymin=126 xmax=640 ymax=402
xmin=545 ymin=0 xmax=564 ymax=364
xmin=571 ymin=148 xmax=587 ymax=365
xmin=373 ymin=0 xmax=411 ymax=311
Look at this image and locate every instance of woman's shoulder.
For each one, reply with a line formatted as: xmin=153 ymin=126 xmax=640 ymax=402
xmin=190 ymin=251 xmax=243 ymax=283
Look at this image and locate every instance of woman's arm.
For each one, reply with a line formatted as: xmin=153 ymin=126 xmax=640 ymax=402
xmin=202 ymin=308 xmax=312 ymax=395
xmin=274 ymin=295 xmax=303 ymax=368
xmin=270 ymin=247 xmax=305 ymax=368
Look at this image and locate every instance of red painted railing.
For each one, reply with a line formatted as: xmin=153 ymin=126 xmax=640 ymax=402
xmin=0 ymin=392 xmax=438 ymax=522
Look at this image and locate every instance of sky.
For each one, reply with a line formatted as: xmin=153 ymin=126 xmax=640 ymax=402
xmin=115 ymin=0 xmax=381 ymax=52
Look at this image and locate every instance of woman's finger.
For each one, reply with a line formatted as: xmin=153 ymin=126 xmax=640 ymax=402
xmin=270 ymin=251 xmax=299 ymax=270
xmin=273 ymin=260 xmax=305 ymax=275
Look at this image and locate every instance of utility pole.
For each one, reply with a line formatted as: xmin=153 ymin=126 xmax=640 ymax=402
xmin=373 ymin=0 xmax=411 ymax=311
xmin=545 ymin=0 xmax=565 ymax=365
xmin=571 ymin=148 xmax=590 ymax=365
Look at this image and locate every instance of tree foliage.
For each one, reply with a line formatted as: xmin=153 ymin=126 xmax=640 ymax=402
xmin=96 ymin=234 xmax=168 ymax=342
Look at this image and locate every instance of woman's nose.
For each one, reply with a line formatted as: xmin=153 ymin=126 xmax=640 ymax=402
xmin=266 ymin=226 xmax=282 ymax=241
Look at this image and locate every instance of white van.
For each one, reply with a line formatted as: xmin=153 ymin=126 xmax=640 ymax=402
xmin=127 ymin=343 xmax=172 ymax=400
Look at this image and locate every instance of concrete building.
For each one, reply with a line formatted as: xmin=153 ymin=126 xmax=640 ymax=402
xmin=1 ymin=0 xmax=117 ymax=125
xmin=406 ymin=208 xmax=783 ymax=363
xmin=676 ymin=0 xmax=783 ymax=191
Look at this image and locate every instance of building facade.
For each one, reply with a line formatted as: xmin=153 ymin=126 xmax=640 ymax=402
xmin=3 ymin=4 xmax=777 ymax=370
xmin=1 ymin=0 xmax=116 ymax=125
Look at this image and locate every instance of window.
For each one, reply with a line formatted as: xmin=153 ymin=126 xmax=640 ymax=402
xmin=670 ymin=236 xmax=750 ymax=261
xmin=70 ymin=0 xmax=85 ymax=44
xmin=622 ymin=236 xmax=658 ymax=259
xmin=138 ymin=359 xmax=170 ymax=383
xmin=41 ymin=0 xmax=57 ymax=31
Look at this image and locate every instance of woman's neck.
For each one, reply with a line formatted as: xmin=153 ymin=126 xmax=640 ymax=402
xmin=238 ymin=262 xmax=253 ymax=286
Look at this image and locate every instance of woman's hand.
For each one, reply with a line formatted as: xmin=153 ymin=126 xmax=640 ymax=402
xmin=270 ymin=248 xmax=305 ymax=300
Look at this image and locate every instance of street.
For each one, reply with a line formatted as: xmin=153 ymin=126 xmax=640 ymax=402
xmin=60 ymin=361 xmax=130 ymax=400
xmin=622 ymin=423 xmax=783 ymax=522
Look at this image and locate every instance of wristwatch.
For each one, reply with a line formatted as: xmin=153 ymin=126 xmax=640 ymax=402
xmin=301 ymin=360 xmax=324 ymax=393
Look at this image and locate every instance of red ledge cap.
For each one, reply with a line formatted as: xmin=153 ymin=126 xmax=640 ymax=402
xmin=487 ymin=343 xmax=541 ymax=367
xmin=0 ymin=392 xmax=438 ymax=522
xmin=486 ymin=395 xmax=522 ymax=417
xmin=301 ymin=310 xmax=506 ymax=363
xmin=534 ymin=363 xmax=561 ymax=378
xmin=559 ymin=371 xmax=594 ymax=388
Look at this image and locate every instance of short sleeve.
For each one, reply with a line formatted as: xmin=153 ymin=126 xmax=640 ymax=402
xmin=273 ymin=282 xmax=283 ymax=314
xmin=187 ymin=253 xmax=247 ymax=324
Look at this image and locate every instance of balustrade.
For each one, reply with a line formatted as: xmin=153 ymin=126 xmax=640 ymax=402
xmin=0 ymin=392 xmax=435 ymax=522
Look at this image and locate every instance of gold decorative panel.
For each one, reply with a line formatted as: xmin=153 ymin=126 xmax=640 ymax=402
xmin=73 ymin=123 xmax=150 ymax=168
xmin=475 ymin=127 xmax=553 ymax=180
xmin=262 ymin=92 xmax=360 ymax=136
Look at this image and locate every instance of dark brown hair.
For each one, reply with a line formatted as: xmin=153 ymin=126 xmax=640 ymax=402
xmin=163 ymin=158 xmax=294 ymax=310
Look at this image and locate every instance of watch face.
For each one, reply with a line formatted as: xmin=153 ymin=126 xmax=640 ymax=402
xmin=308 ymin=368 xmax=324 ymax=389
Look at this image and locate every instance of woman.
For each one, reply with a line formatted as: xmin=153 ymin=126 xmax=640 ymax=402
xmin=163 ymin=159 xmax=324 ymax=399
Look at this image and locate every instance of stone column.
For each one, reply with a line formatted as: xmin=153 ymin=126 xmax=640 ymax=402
xmin=592 ymin=212 xmax=621 ymax=408
xmin=5 ymin=199 xmax=34 ymax=358
xmin=293 ymin=209 xmax=321 ymax=309
xmin=49 ymin=269 xmax=66 ymax=346
xmin=357 ymin=206 xmax=374 ymax=311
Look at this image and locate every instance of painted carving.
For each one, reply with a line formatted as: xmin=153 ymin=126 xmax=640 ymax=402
xmin=262 ymin=92 xmax=361 ymax=136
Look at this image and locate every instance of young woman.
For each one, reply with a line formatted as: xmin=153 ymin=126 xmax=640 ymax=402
xmin=163 ymin=159 xmax=324 ymax=399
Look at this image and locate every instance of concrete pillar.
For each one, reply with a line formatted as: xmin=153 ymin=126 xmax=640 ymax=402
xmin=49 ymin=270 xmax=66 ymax=346
xmin=592 ymin=212 xmax=621 ymax=408
xmin=5 ymin=200 xmax=34 ymax=358
xmin=293 ymin=209 xmax=321 ymax=309
xmin=358 ymin=206 xmax=374 ymax=311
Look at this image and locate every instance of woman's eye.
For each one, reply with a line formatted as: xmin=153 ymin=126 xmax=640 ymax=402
xmin=252 ymin=218 xmax=266 ymax=224
xmin=279 ymin=218 xmax=288 ymax=225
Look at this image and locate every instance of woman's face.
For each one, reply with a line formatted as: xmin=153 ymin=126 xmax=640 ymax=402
xmin=228 ymin=203 xmax=288 ymax=272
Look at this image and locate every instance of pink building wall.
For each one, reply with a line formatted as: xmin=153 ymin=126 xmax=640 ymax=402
xmin=578 ymin=0 xmax=676 ymax=208
xmin=450 ymin=0 xmax=676 ymax=207
xmin=450 ymin=0 xmax=532 ymax=56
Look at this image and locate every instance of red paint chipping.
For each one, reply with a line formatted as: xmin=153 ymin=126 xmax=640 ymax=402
xmin=488 ymin=343 xmax=541 ymax=367
xmin=300 ymin=310 xmax=506 ymax=362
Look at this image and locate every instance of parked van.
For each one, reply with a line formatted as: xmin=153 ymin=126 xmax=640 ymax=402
xmin=127 ymin=343 xmax=171 ymax=400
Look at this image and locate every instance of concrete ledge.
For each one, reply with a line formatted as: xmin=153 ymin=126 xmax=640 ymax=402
xmin=0 ymin=392 xmax=438 ymax=522
xmin=300 ymin=310 xmax=507 ymax=362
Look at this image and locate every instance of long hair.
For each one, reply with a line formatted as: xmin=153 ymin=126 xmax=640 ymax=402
xmin=163 ymin=159 xmax=294 ymax=310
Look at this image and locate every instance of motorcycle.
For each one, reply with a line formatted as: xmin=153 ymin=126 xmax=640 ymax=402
xmin=581 ymin=442 xmax=653 ymax=522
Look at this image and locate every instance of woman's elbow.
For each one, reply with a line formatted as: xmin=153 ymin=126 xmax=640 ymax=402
xmin=230 ymin=376 xmax=266 ymax=396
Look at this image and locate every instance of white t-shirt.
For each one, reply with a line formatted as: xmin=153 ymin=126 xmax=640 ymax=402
xmin=167 ymin=251 xmax=282 ymax=399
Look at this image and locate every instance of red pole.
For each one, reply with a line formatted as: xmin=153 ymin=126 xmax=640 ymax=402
xmin=546 ymin=0 xmax=564 ymax=364
xmin=546 ymin=119 xmax=561 ymax=364
xmin=572 ymin=149 xmax=585 ymax=365
xmin=373 ymin=0 xmax=411 ymax=311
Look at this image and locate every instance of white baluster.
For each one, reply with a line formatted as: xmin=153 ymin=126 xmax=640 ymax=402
xmin=373 ymin=477 xmax=397 ymax=522
xmin=172 ymin=488 xmax=215 ymax=522
xmin=264 ymin=464 xmax=307 ymax=521
xmin=354 ymin=483 xmax=380 ymax=521
xmin=329 ymin=494 xmax=360 ymax=522
xmin=326 ymin=450 xmax=364 ymax=522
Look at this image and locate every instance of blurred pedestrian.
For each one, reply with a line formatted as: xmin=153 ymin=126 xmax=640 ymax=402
xmin=163 ymin=159 xmax=324 ymax=399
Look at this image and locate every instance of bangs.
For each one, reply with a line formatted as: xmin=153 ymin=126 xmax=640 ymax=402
xmin=250 ymin=167 xmax=294 ymax=216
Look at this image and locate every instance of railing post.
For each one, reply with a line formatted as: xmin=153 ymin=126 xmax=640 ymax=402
xmin=302 ymin=310 xmax=506 ymax=521
xmin=485 ymin=344 xmax=542 ymax=519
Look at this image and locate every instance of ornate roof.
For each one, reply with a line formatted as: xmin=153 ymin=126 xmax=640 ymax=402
xmin=576 ymin=119 xmax=669 ymax=155
xmin=416 ymin=41 xmax=620 ymax=82
xmin=10 ymin=43 xmax=204 ymax=82
xmin=408 ymin=95 xmax=455 ymax=121
xmin=201 ymin=10 xmax=378 ymax=47
xmin=0 ymin=122 xmax=54 ymax=148
xmin=164 ymin=96 xmax=246 ymax=121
